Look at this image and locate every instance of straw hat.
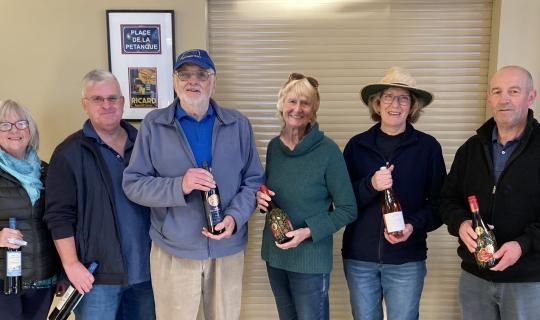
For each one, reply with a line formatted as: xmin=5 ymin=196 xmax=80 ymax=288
xmin=360 ymin=67 xmax=433 ymax=107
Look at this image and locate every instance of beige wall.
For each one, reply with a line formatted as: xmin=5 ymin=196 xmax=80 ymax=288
xmin=489 ymin=0 xmax=540 ymax=116
xmin=1 ymin=0 xmax=538 ymax=159
xmin=1 ymin=1 xmax=538 ymax=158
xmin=0 ymin=0 xmax=538 ymax=318
xmin=0 ymin=1 xmax=207 ymax=161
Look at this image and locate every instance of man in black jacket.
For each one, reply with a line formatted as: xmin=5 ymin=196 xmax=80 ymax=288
xmin=440 ymin=65 xmax=539 ymax=320
xmin=44 ymin=70 xmax=155 ymax=319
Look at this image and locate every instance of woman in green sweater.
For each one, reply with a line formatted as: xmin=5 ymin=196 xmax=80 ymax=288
xmin=257 ymin=73 xmax=357 ymax=320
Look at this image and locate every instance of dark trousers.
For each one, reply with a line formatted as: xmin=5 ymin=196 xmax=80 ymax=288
xmin=0 ymin=286 xmax=55 ymax=320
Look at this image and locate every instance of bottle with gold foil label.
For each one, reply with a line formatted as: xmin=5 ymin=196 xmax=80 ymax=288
xmin=260 ymin=185 xmax=293 ymax=244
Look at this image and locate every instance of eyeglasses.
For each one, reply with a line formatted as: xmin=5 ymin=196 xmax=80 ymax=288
xmin=85 ymin=96 xmax=122 ymax=105
xmin=0 ymin=120 xmax=29 ymax=132
xmin=175 ymin=70 xmax=215 ymax=81
xmin=381 ymin=93 xmax=412 ymax=106
xmin=288 ymin=73 xmax=319 ymax=88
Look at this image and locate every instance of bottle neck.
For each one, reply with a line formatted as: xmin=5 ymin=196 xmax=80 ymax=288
xmin=383 ymin=188 xmax=395 ymax=203
xmin=267 ymin=198 xmax=276 ymax=211
xmin=472 ymin=210 xmax=489 ymax=230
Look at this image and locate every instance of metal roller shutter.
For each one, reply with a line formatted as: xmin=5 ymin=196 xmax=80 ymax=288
xmin=208 ymin=1 xmax=493 ymax=318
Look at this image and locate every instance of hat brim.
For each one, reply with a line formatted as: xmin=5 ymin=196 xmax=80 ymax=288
xmin=360 ymin=83 xmax=433 ymax=107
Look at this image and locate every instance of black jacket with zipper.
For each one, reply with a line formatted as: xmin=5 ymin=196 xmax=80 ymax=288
xmin=441 ymin=110 xmax=540 ymax=282
xmin=342 ymin=123 xmax=446 ymax=264
xmin=0 ymin=162 xmax=60 ymax=283
xmin=43 ymin=121 xmax=139 ymax=285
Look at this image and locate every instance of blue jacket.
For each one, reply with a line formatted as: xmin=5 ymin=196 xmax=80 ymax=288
xmin=44 ymin=120 xmax=142 ymax=285
xmin=342 ymin=123 xmax=446 ymax=264
xmin=123 ymin=99 xmax=264 ymax=259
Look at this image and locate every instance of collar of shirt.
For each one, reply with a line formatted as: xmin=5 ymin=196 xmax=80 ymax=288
xmin=82 ymin=120 xmax=134 ymax=152
xmin=491 ymin=126 xmax=522 ymax=148
xmin=174 ymin=100 xmax=215 ymax=122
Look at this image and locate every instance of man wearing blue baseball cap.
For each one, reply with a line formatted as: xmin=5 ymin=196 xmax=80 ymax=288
xmin=123 ymin=49 xmax=264 ymax=319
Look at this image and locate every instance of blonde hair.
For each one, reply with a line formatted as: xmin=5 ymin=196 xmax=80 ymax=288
xmin=276 ymin=76 xmax=320 ymax=127
xmin=0 ymin=99 xmax=40 ymax=151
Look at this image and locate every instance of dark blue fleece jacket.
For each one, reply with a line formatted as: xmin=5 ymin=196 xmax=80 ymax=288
xmin=342 ymin=123 xmax=446 ymax=264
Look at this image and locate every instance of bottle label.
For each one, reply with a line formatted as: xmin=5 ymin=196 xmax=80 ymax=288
xmin=268 ymin=209 xmax=292 ymax=242
xmin=56 ymin=286 xmax=75 ymax=310
xmin=477 ymin=245 xmax=495 ymax=262
xmin=207 ymin=194 xmax=219 ymax=207
xmin=475 ymin=227 xmax=497 ymax=268
xmin=384 ymin=211 xmax=405 ymax=233
xmin=6 ymin=251 xmax=22 ymax=277
xmin=209 ymin=206 xmax=223 ymax=224
xmin=206 ymin=194 xmax=223 ymax=226
xmin=475 ymin=227 xmax=485 ymax=236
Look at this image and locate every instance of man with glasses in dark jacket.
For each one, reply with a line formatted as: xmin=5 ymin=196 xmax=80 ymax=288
xmin=44 ymin=70 xmax=155 ymax=319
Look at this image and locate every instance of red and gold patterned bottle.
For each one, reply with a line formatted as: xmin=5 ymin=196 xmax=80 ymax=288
xmin=260 ymin=185 xmax=293 ymax=244
xmin=468 ymin=195 xmax=498 ymax=268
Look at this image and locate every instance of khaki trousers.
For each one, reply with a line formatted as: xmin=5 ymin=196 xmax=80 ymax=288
xmin=150 ymin=242 xmax=244 ymax=320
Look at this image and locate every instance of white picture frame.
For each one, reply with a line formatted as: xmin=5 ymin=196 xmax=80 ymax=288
xmin=106 ymin=10 xmax=175 ymax=120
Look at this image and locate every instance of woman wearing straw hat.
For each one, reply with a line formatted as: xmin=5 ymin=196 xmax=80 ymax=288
xmin=341 ymin=67 xmax=446 ymax=320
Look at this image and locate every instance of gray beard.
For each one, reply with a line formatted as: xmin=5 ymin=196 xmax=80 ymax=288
xmin=180 ymin=95 xmax=210 ymax=108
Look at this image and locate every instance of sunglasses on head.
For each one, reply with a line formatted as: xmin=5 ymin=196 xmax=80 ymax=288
xmin=287 ymin=73 xmax=319 ymax=89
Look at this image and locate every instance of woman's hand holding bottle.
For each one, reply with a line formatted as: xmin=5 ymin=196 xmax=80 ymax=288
xmin=0 ymin=227 xmax=24 ymax=249
xmin=371 ymin=165 xmax=394 ymax=191
xmin=256 ymin=188 xmax=275 ymax=212
xmin=275 ymin=227 xmax=311 ymax=250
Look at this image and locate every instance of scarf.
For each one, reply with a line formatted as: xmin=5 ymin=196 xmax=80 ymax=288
xmin=0 ymin=148 xmax=43 ymax=205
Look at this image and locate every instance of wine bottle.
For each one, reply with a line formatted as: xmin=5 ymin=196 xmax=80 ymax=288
xmin=380 ymin=167 xmax=405 ymax=236
xmin=467 ymin=195 xmax=498 ymax=268
xmin=201 ymin=160 xmax=225 ymax=235
xmin=260 ymin=185 xmax=293 ymax=244
xmin=48 ymin=261 xmax=99 ymax=320
xmin=4 ymin=217 xmax=22 ymax=295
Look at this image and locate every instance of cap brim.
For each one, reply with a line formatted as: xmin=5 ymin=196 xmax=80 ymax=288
xmin=173 ymin=58 xmax=215 ymax=72
xmin=360 ymin=83 xmax=433 ymax=107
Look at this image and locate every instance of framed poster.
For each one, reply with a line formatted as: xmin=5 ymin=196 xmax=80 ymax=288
xmin=106 ymin=10 xmax=175 ymax=120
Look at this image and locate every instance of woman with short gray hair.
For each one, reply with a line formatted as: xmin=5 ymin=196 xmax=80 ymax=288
xmin=0 ymin=99 xmax=60 ymax=320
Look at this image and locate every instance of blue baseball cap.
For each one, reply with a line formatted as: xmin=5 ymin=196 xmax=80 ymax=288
xmin=173 ymin=49 xmax=216 ymax=72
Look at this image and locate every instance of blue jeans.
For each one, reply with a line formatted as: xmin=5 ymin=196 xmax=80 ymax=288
xmin=459 ymin=270 xmax=540 ymax=320
xmin=74 ymin=280 xmax=155 ymax=320
xmin=266 ymin=263 xmax=329 ymax=320
xmin=343 ymin=259 xmax=426 ymax=320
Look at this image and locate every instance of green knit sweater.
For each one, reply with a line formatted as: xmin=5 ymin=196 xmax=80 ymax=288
xmin=261 ymin=123 xmax=357 ymax=274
